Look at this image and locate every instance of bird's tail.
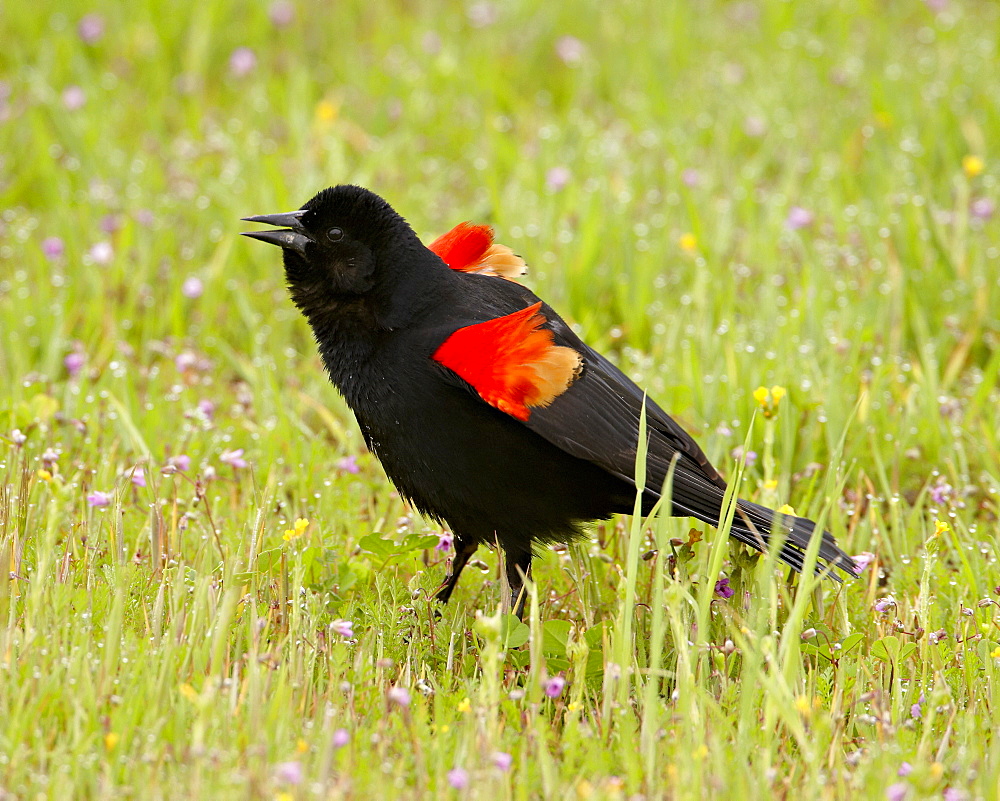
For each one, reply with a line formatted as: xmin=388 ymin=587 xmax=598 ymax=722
xmin=727 ymin=498 xmax=858 ymax=579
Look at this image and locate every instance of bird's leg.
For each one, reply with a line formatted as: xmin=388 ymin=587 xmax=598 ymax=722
xmin=505 ymin=550 xmax=534 ymax=620
xmin=435 ymin=537 xmax=478 ymax=605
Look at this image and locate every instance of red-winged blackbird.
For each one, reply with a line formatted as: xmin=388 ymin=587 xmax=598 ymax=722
xmin=243 ymin=185 xmax=857 ymax=616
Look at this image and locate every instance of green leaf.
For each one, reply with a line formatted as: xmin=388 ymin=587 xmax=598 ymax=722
xmin=542 ymin=619 xmax=572 ymax=657
xmin=358 ymin=533 xmax=396 ymax=560
xmin=500 ymin=614 xmax=530 ymax=649
xmin=255 ymin=548 xmax=282 ymax=576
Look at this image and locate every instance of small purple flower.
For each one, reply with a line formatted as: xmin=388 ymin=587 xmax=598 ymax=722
xmin=786 ymin=206 xmax=814 ymax=231
xmin=330 ymin=619 xmax=354 ymax=639
xmin=220 ymin=448 xmax=248 ymax=469
xmin=943 ymin=788 xmax=965 ymax=801
xmin=924 ymin=0 xmax=948 ymax=10
xmin=268 ymin=1 xmax=295 ymax=27
xmin=874 ymin=596 xmax=896 ymax=613
xmin=42 ymin=236 xmax=65 ymax=260
xmin=64 ymin=351 xmax=85 ymax=378
xmin=88 ymin=241 xmax=114 ymax=265
xmin=387 ymin=686 xmax=410 ymax=707
xmin=181 ymin=276 xmax=204 ymax=299
xmin=87 ymin=490 xmax=112 ymax=508
xmin=897 ymin=762 xmax=912 ymax=777
xmin=730 ymin=446 xmax=757 ymax=468
xmin=447 ymin=767 xmax=469 ymax=790
xmin=229 ymin=47 xmax=257 ymax=77
xmin=928 ymin=478 xmax=953 ymax=506
xmin=10 ymin=429 xmax=27 ymax=446
xmin=545 ymin=166 xmax=571 ymax=192
xmin=928 ymin=628 xmax=948 ymax=644
xmin=42 ymin=448 xmax=60 ymax=469
xmin=135 ymin=209 xmax=155 ymax=227
xmin=681 ymin=168 xmax=702 ymax=188
xmin=714 ymin=578 xmax=735 ymax=599
xmin=886 ymin=782 xmax=908 ymax=801
xmin=63 ymin=86 xmax=86 ymax=110
xmin=852 ymin=552 xmax=876 ymax=573
xmin=555 ymin=35 xmax=585 ymax=65
xmin=910 ymin=702 xmax=922 ymax=719
xmin=970 ymin=198 xmax=995 ymax=220
xmin=337 ymin=455 xmax=360 ymax=474
xmin=543 ymin=676 xmax=565 ymax=698
xmin=130 ymin=467 xmax=146 ymax=488
xmin=167 ymin=454 xmax=191 ymax=472
xmin=332 ymin=728 xmax=350 ymax=748
xmin=492 ymin=751 xmax=513 ymax=771
xmin=197 ymin=399 xmax=216 ymax=419
xmin=436 ymin=531 xmax=454 ymax=553
xmin=78 ymin=14 xmax=105 ymax=44
xmin=274 ymin=761 xmax=303 ymax=785
xmin=100 ymin=214 xmax=121 ymax=234
xmin=175 ymin=351 xmax=198 ymax=372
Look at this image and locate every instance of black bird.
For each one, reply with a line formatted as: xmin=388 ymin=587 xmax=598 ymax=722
xmin=242 ymin=185 xmax=857 ymax=616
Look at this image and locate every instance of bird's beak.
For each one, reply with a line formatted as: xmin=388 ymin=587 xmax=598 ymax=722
xmin=240 ymin=210 xmax=311 ymax=256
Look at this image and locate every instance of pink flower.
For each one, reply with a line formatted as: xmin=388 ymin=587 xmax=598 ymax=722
xmin=229 ymin=47 xmax=257 ymax=78
xmin=886 ymin=783 xmax=908 ymax=801
xmin=681 ymin=168 xmax=702 ymax=188
xmin=167 ymin=454 xmax=191 ymax=472
xmin=447 ymin=768 xmax=469 ymax=789
xmin=78 ymin=14 xmax=105 ymax=44
xmin=100 ymin=214 xmax=121 ymax=234
xmin=543 ymin=676 xmax=565 ymax=698
xmin=388 ymin=686 xmax=410 ymax=707
xmin=64 ymin=351 xmax=85 ymax=378
xmin=714 ymin=578 xmax=735 ymax=599
xmin=181 ymin=276 xmax=204 ymax=299
xmin=63 ymin=86 xmax=86 ymax=110
xmin=492 ymin=752 xmax=513 ymax=771
xmin=436 ymin=531 xmax=454 ymax=553
xmin=546 ymin=166 xmax=571 ymax=191
xmin=330 ymin=619 xmax=354 ymax=639
xmin=852 ymin=552 xmax=876 ymax=572
xmin=88 ymin=241 xmax=114 ymax=265
xmin=971 ymin=198 xmax=995 ymax=219
xmin=220 ymin=449 xmax=248 ymax=469
xmin=130 ymin=467 xmax=146 ymax=488
xmin=897 ymin=762 xmax=912 ymax=777
xmin=555 ymin=35 xmax=585 ymax=65
xmin=331 ymin=728 xmax=350 ymax=748
xmin=268 ymin=1 xmax=295 ymax=27
xmin=785 ymin=206 xmax=814 ymax=230
xmin=337 ymin=455 xmax=360 ymax=474
xmin=274 ymin=761 xmax=303 ymax=785
xmin=197 ymin=399 xmax=216 ymax=418
xmin=10 ymin=429 xmax=27 ymax=446
xmin=42 ymin=236 xmax=65 ymax=259
xmin=87 ymin=490 xmax=112 ymax=507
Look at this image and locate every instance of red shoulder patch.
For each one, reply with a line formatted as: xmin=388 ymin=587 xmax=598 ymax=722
xmin=433 ymin=302 xmax=582 ymax=421
xmin=428 ymin=222 xmax=526 ymax=280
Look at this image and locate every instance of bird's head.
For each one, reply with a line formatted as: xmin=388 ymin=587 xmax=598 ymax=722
xmin=242 ymin=185 xmax=422 ymax=312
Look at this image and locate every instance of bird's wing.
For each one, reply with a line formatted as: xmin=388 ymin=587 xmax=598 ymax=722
xmin=427 ymin=222 xmax=526 ymax=280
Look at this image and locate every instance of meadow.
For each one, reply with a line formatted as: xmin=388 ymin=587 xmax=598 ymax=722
xmin=2 ymin=0 xmax=999 ymax=797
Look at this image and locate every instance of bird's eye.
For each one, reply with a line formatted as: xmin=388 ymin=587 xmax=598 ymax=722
xmin=327 ymin=227 xmax=345 ymax=243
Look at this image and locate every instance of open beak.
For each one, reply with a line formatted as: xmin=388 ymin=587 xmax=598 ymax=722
xmin=241 ymin=210 xmax=311 ymax=256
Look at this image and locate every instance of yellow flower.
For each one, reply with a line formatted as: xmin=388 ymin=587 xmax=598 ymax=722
xmin=104 ymin=732 xmax=120 ymax=751
xmin=695 ymin=744 xmax=708 ymax=758
xmin=276 ymin=793 xmax=294 ymax=801
xmin=37 ymin=468 xmax=53 ymax=482
xmin=678 ymin=232 xmax=697 ymax=252
xmin=963 ymin=155 xmax=984 ymax=178
xmin=934 ymin=519 xmax=950 ymax=537
xmin=179 ymin=683 xmax=199 ymax=702
xmin=753 ymin=385 xmax=787 ymax=418
xmin=991 ymin=646 xmax=1000 ymax=659
xmin=776 ymin=504 xmax=795 ymax=515
xmin=930 ymin=762 xmax=944 ymax=780
xmin=283 ymin=518 xmax=310 ymax=542
xmin=762 ymin=479 xmax=778 ymax=491
xmin=795 ymin=695 xmax=811 ymax=718
xmin=576 ymin=780 xmax=594 ymax=799
xmin=456 ymin=697 xmax=471 ymax=714
xmin=315 ymin=99 xmax=339 ymax=124
xmin=296 ymin=738 xmax=308 ymax=753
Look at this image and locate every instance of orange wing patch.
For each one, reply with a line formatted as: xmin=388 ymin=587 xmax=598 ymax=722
xmin=433 ymin=302 xmax=582 ymax=421
xmin=428 ymin=222 xmax=526 ymax=280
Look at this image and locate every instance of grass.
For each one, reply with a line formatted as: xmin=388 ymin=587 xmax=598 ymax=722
xmin=2 ymin=0 xmax=999 ymax=797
